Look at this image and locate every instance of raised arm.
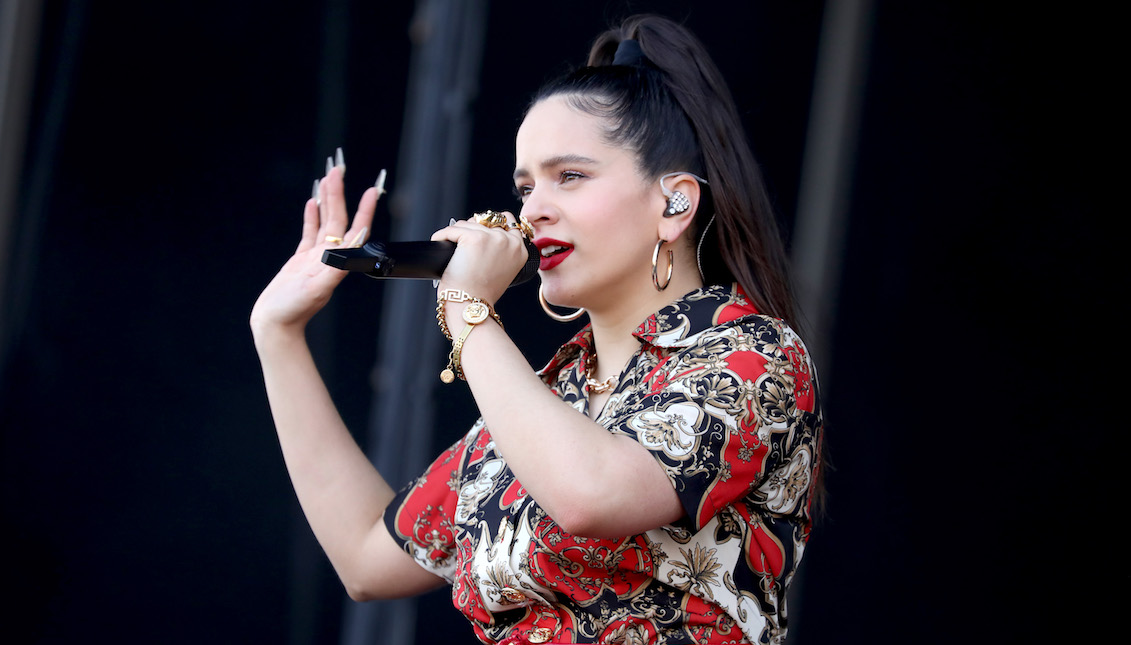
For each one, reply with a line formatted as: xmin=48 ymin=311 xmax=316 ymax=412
xmin=250 ymin=162 xmax=444 ymax=600
xmin=430 ymin=217 xmax=684 ymax=538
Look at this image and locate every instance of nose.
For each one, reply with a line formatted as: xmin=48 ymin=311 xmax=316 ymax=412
xmin=520 ymin=186 xmax=555 ymax=230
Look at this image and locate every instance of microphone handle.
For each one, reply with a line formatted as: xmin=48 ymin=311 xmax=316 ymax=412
xmin=321 ymin=240 xmax=541 ymax=287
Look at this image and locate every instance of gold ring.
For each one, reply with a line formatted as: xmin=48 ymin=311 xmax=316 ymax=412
xmin=324 ymin=235 xmax=344 ymax=244
xmin=503 ymin=221 xmax=532 ymax=240
xmin=473 ymin=210 xmax=509 ymax=229
xmin=517 ymin=215 xmax=534 ymax=239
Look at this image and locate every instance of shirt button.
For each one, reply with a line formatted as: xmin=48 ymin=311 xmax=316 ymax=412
xmin=527 ymin=627 xmax=553 ymax=643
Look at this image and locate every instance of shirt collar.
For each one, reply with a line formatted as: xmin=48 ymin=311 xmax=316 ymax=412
xmin=538 ymin=283 xmax=758 ymax=377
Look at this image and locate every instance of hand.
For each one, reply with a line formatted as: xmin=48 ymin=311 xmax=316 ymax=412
xmin=429 ymin=211 xmax=530 ymax=307
xmin=250 ymin=163 xmax=379 ymax=340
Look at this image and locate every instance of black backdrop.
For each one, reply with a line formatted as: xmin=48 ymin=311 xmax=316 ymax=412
xmin=1 ymin=1 xmax=1112 ymax=643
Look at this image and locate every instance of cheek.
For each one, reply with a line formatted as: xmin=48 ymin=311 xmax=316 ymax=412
xmin=613 ymin=194 xmax=661 ymax=235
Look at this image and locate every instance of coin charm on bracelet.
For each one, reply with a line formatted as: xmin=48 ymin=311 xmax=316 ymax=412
xmin=463 ymin=301 xmax=490 ymax=324
xmin=439 ymin=298 xmax=495 ymax=384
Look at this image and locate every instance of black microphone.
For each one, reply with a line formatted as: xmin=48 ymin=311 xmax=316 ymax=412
xmin=321 ymin=239 xmax=541 ymax=287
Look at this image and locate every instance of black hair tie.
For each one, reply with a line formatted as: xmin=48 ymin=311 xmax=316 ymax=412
xmin=612 ymin=39 xmax=649 ymax=67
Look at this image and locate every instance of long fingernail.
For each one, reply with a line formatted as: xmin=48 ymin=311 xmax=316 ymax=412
xmin=335 ymin=147 xmax=346 ymax=175
xmin=375 ymin=169 xmax=387 ymax=196
xmin=312 ymin=179 xmax=321 ymax=205
xmin=348 ymin=226 xmax=368 ymax=248
xmin=325 ymin=156 xmax=334 ymax=176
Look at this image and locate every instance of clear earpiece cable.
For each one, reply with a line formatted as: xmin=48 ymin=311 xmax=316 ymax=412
xmin=696 ymin=214 xmax=715 ymax=282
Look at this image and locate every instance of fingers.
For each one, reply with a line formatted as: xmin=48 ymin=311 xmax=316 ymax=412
xmin=472 ymin=210 xmax=532 ymax=239
xmin=318 ymin=165 xmax=349 ymax=240
xmin=429 ymin=219 xmax=488 ymax=243
xmin=432 ymin=210 xmax=531 ymax=292
xmin=345 ymin=183 xmax=381 ymax=248
xmin=432 ymin=211 xmax=527 ymax=244
xmin=430 ymin=226 xmax=455 ymax=243
xmin=345 ymin=169 xmax=385 ymax=247
xmin=297 ymin=196 xmax=321 ymax=253
xmin=300 ymin=151 xmax=385 ymax=253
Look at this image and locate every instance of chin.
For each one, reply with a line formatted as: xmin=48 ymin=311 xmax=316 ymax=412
xmin=538 ymin=278 xmax=584 ymax=309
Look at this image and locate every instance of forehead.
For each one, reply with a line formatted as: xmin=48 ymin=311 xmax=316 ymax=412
xmin=515 ymin=96 xmax=615 ymax=166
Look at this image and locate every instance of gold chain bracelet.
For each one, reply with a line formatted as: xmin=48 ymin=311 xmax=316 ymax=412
xmin=436 ymin=289 xmax=502 ymax=383
xmin=435 ymin=289 xmax=502 ymax=340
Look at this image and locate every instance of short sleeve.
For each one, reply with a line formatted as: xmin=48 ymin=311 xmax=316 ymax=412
xmin=612 ymin=316 xmax=820 ymax=531
xmin=382 ymin=433 xmax=466 ymax=581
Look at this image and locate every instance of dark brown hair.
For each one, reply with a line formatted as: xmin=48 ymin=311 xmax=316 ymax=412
xmin=531 ymin=14 xmax=797 ymax=325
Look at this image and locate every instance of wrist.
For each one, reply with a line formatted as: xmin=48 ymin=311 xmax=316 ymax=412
xmin=435 ymin=289 xmax=502 ymax=383
xmin=435 ymin=288 xmax=501 ymax=340
xmin=250 ymin=318 xmax=309 ymax=355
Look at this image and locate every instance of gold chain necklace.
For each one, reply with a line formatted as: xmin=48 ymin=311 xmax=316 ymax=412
xmin=585 ymin=354 xmax=618 ymax=394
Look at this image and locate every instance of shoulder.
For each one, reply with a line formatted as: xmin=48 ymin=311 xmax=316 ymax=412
xmin=661 ymin=312 xmax=819 ymax=419
xmin=679 ymin=312 xmax=802 ymax=369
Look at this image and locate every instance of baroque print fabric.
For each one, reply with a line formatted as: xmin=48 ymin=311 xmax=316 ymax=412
xmin=385 ymin=284 xmax=822 ymax=644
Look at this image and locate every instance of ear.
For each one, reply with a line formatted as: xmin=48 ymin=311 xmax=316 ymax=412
xmin=656 ymin=173 xmax=702 ymax=245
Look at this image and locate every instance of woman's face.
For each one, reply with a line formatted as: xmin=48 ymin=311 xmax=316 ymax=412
xmin=514 ymin=96 xmax=667 ymax=312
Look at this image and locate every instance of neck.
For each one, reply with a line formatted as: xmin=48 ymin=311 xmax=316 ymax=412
xmin=585 ymin=267 xmax=703 ymax=380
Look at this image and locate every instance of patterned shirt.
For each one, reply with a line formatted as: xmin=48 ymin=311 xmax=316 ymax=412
xmin=385 ymin=284 xmax=823 ymax=644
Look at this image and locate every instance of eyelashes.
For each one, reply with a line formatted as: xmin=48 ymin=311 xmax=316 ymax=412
xmin=513 ymin=171 xmax=586 ymax=203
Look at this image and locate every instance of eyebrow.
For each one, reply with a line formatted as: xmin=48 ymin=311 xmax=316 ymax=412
xmin=513 ymin=154 xmax=600 ymax=181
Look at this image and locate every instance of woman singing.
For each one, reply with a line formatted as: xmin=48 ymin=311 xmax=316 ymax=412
xmin=251 ymin=14 xmax=823 ymax=645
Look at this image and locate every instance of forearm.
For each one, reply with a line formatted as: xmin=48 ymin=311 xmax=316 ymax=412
xmin=253 ymin=325 xmax=396 ymax=581
xmin=426 ymin=215 xmax=681 ymax=535
xmin=454 ymin=315 xmax=681 ymax=536
xmin=247 ymin=162 xmax=444 ymax=598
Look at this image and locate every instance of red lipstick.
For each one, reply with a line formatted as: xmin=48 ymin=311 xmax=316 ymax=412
xmin=533 ymin=238 xmax=573 ymax=271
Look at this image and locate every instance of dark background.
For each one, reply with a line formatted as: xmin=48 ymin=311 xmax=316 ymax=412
xmin=0 ymin=1 xmax=1112 ymax=643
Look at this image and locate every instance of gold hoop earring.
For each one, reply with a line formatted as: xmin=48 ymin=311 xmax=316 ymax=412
xmin=539 ymin=284 xmax=585 ymax=322
xmin=652 ymin=239 xmax=673 ymax=291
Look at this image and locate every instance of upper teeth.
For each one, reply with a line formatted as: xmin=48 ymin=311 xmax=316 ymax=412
xmin=541 ymin=245 xmax=567 ymax=258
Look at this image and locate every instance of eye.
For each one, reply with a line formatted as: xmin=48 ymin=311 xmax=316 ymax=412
xmin=560 ymin=170 xmax=585 ymax=183
xmin=512 ymin=184 xmax=532 ymax=203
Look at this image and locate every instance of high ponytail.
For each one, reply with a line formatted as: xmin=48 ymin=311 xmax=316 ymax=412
xmin=531 ymin=15 xmax=797 ymax=325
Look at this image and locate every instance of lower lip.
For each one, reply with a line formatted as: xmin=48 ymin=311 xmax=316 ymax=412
xmin=539 ymin=248 xmax=572 ymax=271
